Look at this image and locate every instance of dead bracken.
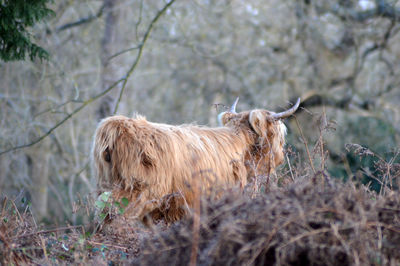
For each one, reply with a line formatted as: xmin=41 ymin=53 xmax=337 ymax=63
xmin=1 ymin=172 xmax=399 ymax=265
xmin=134 ymin=175 xmax=400 ymax=265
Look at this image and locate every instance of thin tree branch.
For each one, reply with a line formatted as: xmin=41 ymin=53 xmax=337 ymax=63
xmin=0 ymin=0 xmax=176 ymax=156
xmin=135 ymin=0 xmax=144 ymax=41
xmin=56 ymin=4 xmax=106 ymax=32
xmin=0 ymin=77 xmax=124 ymax=156
xmin=113 ymin=0 xmax=176 ymax=114
xmin=13 ymin=225 xmax=84 ymax=240
xmin=33 ymin=99 xmax=83 ymax=118
xmin=107 ymin=45 xmax=141 ymax=62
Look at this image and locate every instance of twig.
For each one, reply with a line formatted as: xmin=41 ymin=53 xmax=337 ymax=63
xmin=33 ymin=99 xmax=83 ymax=118
xmin=10 ymin=200 xmax=24 ymax=222
xmin=86 ymin=240 xmax=128 ymax=250
xmin=294 ymin=116 xmax=316 ymax=174
xmin=286 ymin=153 xmax=295 ymax=182
xmin=56 ymin=4 xmax=106 ymax=32
xmin=319 ymin=108 xmax=326 ymax=172
xmin=278 ymin=227 xmax=334 ymax=249
xmin=13 ymin=225 xmax=84 ymax=240
xmin=135 ymin=0 xmax=144 ymax=41
xmin=113 ymin=0 xmax=176 ymax=114
xmin=107 ymin=45 xmax=141 ymax=62
xmin=1 ymin=196 xmax=8 ymax=217
xmin=40 ymin=236 xmax=49 ymax=263
xmin=0 ymin=76 xmax=123 ymax=156
xmin=189 ymin=171 xmax=201 ymax=266
xmin=366 ymin=221 xmax=400 ymax=234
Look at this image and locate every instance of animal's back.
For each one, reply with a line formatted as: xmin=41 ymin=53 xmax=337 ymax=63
xmin=94 ymin=115 xmax=248 ymax=208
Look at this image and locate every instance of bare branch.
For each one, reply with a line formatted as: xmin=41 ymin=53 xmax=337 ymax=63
xmin=113 ymin=0 xmax=176 ymax=114
xmin=0 ymin=78 xmax=124 ymax=156
xmin=33 ymin=99 xmax=84 ymax=118
xmin=135 ymin=0 xmax=144 ymax=41
xmin=0 ymin=0 xmax=176 ymax=156
xmin=107 ymin=45 xmax=141 ymax=62
xmin=56 ymin=4 xmax=106 ymax=32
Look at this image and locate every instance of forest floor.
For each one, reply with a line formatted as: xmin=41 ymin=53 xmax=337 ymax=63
xmin=1 ymin=170 xmax=400 ymax=265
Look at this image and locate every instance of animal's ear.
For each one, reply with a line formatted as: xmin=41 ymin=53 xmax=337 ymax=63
xmin=249 ymin=110 xmax=268 ymax=137
xmin=218 ymin=112 xmax=235 ymax=126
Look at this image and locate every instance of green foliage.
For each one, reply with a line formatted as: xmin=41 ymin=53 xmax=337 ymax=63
xmin=94 ymin=192 xmax=130 ymax=221
xmin=99 ymin=191 xmax=111 ymax=202
xmin=0 ymin=0 xmax=54 ymax=61
xmin=94 ymin=200 xmax=106 ymax=210
xmin=95 ymin=192 xmax=110 ymax=221
xmin=115 ymin=197 xmax=129 ymax=214
xmin=121 ymin=197 xmax=129 ymax=207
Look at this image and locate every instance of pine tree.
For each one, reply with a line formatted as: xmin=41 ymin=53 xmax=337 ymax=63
xmin=0 ymin=0 xmax=54 ymax=62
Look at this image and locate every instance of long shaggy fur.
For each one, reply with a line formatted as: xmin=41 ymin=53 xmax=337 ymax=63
xmin=93 ymin=109 xmax=287 ymax=223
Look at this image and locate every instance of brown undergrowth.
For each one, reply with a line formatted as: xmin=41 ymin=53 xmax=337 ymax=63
xmin=0 ymin=195 xmax=145 ymax=264
xmin=1 ymin=168 xmax=399 ymax=265
xmin=134 ymin=174 xmax=400 ymax=265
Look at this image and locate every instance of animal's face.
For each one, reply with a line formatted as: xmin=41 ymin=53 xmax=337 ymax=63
xmin=93 ymin=115 xmax=160 ymax=193
xmin=93 ymin=141 xmax=115 ymax=192
xmin=93 ymin=116 xmax=130 ymax=191
xmin=219 ymin=109 xmax=286 ymax=174
xmin=218 ymin=98 xmax=300 ymax=175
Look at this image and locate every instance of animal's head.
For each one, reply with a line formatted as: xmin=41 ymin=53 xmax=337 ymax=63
xmin=92 ymin=115 xmax=149 ymax=193
xmin=218 ymin=98 xmax=300 ymax=175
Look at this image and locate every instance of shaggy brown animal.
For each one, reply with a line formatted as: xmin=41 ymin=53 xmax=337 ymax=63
xmin=92 ymin=98 xmax=300 ymax=222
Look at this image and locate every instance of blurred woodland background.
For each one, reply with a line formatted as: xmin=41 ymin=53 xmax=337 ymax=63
xmin=0 ymin=0 xmax=399 ymax=224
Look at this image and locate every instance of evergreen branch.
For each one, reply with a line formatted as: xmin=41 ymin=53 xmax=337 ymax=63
xmin=0 ymin=0 xmax=54 ymax=61
xmin=113 ymin=0 xmax=176 ymax=114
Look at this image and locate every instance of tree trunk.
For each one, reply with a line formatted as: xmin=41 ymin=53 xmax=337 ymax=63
xmin=27 ymin=138 xmax=50 ymax=220
xmin=97 ymin=0 xmax=120 ymax=120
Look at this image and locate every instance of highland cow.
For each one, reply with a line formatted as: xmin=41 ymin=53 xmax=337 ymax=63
xmin=92 ymin=98 xmax=300 ymax=223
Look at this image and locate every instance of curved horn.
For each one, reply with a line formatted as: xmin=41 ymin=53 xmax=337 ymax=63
xmin=230 ymin=97 xmax=239 ymax=113
xmin=271 ymin=98 xmax=300 ymax=119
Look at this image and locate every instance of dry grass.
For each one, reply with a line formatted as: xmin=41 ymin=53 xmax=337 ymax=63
xmin=134 ymin=174 xmax=400 ymax=266
xmin=1 ymin=168 xmax=399 ymax=265
xmin=0 ymin=196 xmax=145 ymax=264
